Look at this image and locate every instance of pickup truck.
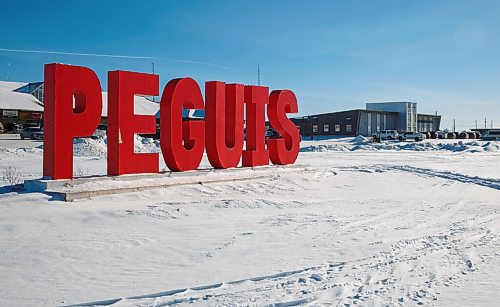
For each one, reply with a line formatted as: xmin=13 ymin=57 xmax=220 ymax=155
xmin=481 ymin=130 xmax=500 ymax=141
xmin=373 ymin=130 xmax=399 ymax=140
xmin=399 ymin=132 xmax=426 ymax=142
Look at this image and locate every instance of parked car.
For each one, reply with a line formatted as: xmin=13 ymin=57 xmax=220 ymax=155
xmin=21 ymin=127 xmax=44 ymax=140
xmin=446 ymin=132 xmax=456 ymax=139
xmin=466 ymin=132 xmax=477 ymax=139
xmin=265 ymin=128 xmax=281 ymax=142
xmin=23 ymin=122 xmax=40 ymax=129
xmin=154 ymin=124 xmax=161 ymax=139
xmin=399 ymin=132 xmax=426 ymax=142
xmin=91 ymin=124 xmax=107 ymax=138
xmin=458 ymin=131 xmax=469 ymax=139
xmin=0 ymin=121 xmax=4 ymax=133
xmin=374 ymin=130 xmax=399 ymax=140
xmin=33 ymin=129 xmax=44 ymax=140
xmin=481 ymin=130 xmax=500 ymax=141
xmin=4 ymin=123 xmax=22 ymax=134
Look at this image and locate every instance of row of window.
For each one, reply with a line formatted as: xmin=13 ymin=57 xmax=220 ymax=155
xmin=298 ymin=124 xmax=353 ymax=133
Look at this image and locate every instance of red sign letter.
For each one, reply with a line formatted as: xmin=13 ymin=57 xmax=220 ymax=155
xmin=267 ymin=90 xmax=300 ymax=165
xmin=43 ymin=64 xmax=102 ymax=179
xmin=242 ymin=85 xmax=269 ymax=167
xmin=205 ymin=82 xmax=244 ymax=168
xmin=160 ymin=78 xmax=205 ymax=171
xmin=107 ymin=71 xmax=159 ymax=176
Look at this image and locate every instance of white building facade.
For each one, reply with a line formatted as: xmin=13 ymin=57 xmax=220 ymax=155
xmin=366 ymin=101 xmax=418 ymax=132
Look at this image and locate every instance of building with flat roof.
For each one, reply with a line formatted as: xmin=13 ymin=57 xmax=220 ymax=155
xmin=291 ymin=101 xmax=441 ymax=138
xmin=291 ymin=109 xmax=399 ymax=137
xmin=417 ymin=113 xmax=441 ymax=132
xmin=366 ymin=101 xmax=417 ymax=132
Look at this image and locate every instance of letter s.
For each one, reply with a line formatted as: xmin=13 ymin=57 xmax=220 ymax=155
xmin=267 ymin=90 xmax=300 ymax=165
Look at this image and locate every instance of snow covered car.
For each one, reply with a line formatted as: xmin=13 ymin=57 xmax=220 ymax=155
xmin=399 ymin=132 xmax=426 ymax=142
xmin=20 ymin=127 xmax=43 ymax=140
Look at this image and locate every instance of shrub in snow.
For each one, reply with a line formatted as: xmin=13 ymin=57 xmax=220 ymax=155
xmin=2 ymin=165 xmax=22 ymax=186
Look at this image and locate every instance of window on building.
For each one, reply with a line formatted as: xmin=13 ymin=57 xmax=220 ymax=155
xmin=335 ymin=124 xmax=341 ymax=132
xmin=2 ymin=110 xmax=18 ymax=118
xmin=367 ymin=113 xmax=372 ymax=135
xmin=346 ymin=124 xmax=352 ymax=133
xmin=312 ymin=125 xmax=318 ymax=133
xmin=323 ymin=124 xmax=329 ymax=132
xmin=33 ymin=86 xmax=44 ymax=103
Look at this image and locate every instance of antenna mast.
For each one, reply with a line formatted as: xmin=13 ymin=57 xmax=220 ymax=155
xmin=257 ymin=64 xmax=261 ymax=86
xmin=152 ymin=62 xmax=156 ymax=102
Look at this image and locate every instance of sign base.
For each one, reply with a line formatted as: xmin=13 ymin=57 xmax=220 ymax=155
xmin=24 ymin=165 xmax=312 ymax=201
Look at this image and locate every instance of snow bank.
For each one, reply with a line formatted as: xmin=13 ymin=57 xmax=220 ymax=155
xmin=73 ymin=135 xmax=161 ymax=158
xmin=0 ymin=147 xmax=42 ymax=157
xmin=300 ymin=138 xmax=500 ymax=153
xmin=350 ymin=135 xmax=370 ymax=145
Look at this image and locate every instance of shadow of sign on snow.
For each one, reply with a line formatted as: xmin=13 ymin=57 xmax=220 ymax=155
xmin=0 ymin=184 xmax=65 ymax=202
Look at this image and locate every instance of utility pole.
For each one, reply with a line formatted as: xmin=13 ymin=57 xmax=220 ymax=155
xmin=491 ymin=120 xmax=494 ymax=129
xmin=257 ymin=64 xmax=261 ymax=86
xmin=453 ymin=119 xmax=456 ymax=133
xmin=485 ymin=118 xmax=487 ymax=129
xmin=475 ymin=120 xmax=478 ymax=129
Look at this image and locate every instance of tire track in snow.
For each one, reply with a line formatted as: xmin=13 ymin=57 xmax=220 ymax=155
xmin=337 ymin=164 xmax=500 ymax=190
xmin=391 ymin=165 xmax=500 ymax=190
xmin=63 ymin=266 xmax=321 ymax=306
xmin=61 ymin=166 xmax=499 ymax=306
xmin=65 ymin=208 xmax=499 ymax=306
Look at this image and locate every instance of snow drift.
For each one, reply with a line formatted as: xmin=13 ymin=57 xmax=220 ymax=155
xmin=301 ymin=137 xmax=500 ymax=153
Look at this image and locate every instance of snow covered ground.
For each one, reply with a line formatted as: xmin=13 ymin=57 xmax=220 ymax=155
xmin=0 ymin=135 xmax=499 ymax=306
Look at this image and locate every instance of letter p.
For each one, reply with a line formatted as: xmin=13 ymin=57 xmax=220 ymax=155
xmin=43 ymin=63 xmax=102 ymax=179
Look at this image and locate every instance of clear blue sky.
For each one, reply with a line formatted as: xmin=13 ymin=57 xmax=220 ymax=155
xmin=1 ymin=0 xmax=499 ymax=130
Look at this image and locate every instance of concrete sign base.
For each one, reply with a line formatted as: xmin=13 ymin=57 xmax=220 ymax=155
xmin=25 ymin=165 xmax=312 ymax=201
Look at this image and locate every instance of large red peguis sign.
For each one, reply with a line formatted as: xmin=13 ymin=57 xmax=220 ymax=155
xmin=43 ymin=64 xmax=300 ymax=180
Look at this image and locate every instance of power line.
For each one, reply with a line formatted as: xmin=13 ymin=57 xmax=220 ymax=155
xmin=0 ymin=47 xmax=158 ymax=59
